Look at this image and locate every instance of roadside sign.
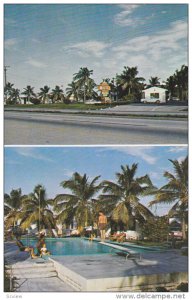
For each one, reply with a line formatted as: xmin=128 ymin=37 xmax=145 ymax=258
xmin=98 ymin=81 xmax=111 ymax=97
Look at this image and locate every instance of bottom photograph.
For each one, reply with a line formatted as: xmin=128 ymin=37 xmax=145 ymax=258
xmin=4 ymin=146 xmax=188 ymax=293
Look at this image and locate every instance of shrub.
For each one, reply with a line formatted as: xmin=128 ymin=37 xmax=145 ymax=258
xmin=4 ymin=266 xmax=11 ymax=292
xmin=175 ymin=241 xmax=184 ymax=249
xmin=176 ymin=282 xmax=188 ymax=292
xmin=156 ymin=287 xmax=169 ymax=292
xmin=63 ymin=98 xmax=71 ymax=104
xmin=30 ymin=98 xmax=41 ymax=105
xmin=122 ymin=94 xmax=135 ymax=102
xmin=141 ymin=216 xmax=169 ymax=242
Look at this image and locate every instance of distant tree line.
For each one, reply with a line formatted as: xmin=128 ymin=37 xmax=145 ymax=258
xmin=4 ymin=65 xmax=188 ymax=105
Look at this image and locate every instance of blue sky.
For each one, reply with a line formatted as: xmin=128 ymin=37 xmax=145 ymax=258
xmin=4 ymin=146 xmax=188 ymax=216
xmin=4 ymin=3 xmax=188 ymax=92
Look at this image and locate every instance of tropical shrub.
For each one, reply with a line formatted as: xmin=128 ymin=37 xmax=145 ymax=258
xmin=141 ymin=216 xmax=169 ymax=242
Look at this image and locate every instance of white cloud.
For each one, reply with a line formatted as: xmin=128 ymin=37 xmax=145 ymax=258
xmin=63 ymin=40 xmax=110 ymax=58
xmin=168 ymin=146 xmax=188 ymax=153
xmin=63 ymin=168 xmax=74 ymax=178
xmin=5 ymin=159 xmax=22 ymax=165
xmin=15 ymin=148 xmax=53 ymax=162
xmin=31 ymin=38 xmax=41 ymax=44
xmin=60 ymin=19 xmax=187 ymax=86
xmin=4 ymin=38 xmax=18 ymax=50
xmin=114 ymin=4 xmax=140 ymax=27
xmin=99 ymin=146 xmax=157 ymax=165
xmin=5 ymin=18 xmax=18 ymax=27
xmin=149 ymin=171 xmax=162 ymax=181
xmin=177 ymin=156 xmax=186 ymax=163
xmin=110 ymin=19 xmax=187 ymax=81
xmin=112 ymin=20 xmax=187 ymax=59
xmin=25 ymin=58 xmax=47 ymax=68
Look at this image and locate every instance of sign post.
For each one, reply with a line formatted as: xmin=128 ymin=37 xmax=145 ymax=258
xmin=98 ymin=81 xmax=111 ymax=103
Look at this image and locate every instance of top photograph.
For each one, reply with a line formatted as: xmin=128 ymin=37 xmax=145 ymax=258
xmin=4 ymin=3 xmax=188 ymax=145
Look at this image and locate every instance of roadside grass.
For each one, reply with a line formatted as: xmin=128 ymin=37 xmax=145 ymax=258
xmin=4 ymin=103 xmax=118 ymax=110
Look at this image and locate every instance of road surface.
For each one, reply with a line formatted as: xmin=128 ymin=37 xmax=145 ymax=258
xmin=4 ymin=111 xmax=188 ymax=145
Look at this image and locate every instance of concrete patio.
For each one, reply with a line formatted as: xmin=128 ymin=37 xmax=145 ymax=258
xmin=4 ymin=241 xmax=188 ymax=292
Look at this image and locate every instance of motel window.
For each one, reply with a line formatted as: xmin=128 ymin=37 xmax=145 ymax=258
xmin=150 ymin=93 xmax=159 ymax=99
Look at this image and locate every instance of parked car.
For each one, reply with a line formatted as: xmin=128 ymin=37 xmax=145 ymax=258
xmin=141 ymin=97 xmax=161 ymax=104
xmin=171 ymin=97 xmax=180 ymax=101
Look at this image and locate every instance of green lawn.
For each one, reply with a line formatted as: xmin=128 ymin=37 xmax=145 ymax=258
xmin=4 ymin=103 xmax=119 ymax=110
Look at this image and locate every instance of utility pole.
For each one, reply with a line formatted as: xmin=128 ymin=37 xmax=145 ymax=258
xmin=4 ymin=65 xmax=10 ymax=86
xmin=4 ymin=66 xmax=10 ymax=104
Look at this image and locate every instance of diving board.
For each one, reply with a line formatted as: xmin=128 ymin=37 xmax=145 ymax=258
xmin=100 ymin=242 xmax=142 ymax=261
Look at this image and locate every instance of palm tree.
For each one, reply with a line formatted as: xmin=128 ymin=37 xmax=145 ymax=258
xmin=19 ymin=185 xmax=55 ymax=233
xmin=100 ymin=164 xmax=154 ymax=230
xmin=73 ymin=67 xmax=93 ymax=103
xmin=8 ymin=88 xmax=20 ymax=104
xmin=149 ymin=157 xmax=188 ymax=240
xmin=54 ymin=172 xmax=102 ymax=232
xmin=164 ymin=75 xmax=177 ymax=100
xmin=51 ymin=85 xmax=64 ymax=103
xmin=4 ymin=82 xmax=14 ymax=104
xmin=116 ymin=66 xmax=145 ymax=99
xmin=174 ymin=65 xmax=188 ymax=101
xmin=4 ymin=189 xmax=24 ymax=229
xmin=106 ymin=77 xmax=118 ymax=101
xmin=149 ymin=76 xmax=160 ymax=86
xmin=38 ymin=85 xmax=50 ymax=104
xmin=4 ymin=82 xmax=14 ymax=93
xmin=86 ymin=78 xmax=98 ymax=100
xmin=102 ymin=78 xmax=111 ymax=84
xmin=22 ymin=85 xmax=36 ymax=104
xmin=66 ymin=81 xmax=80 ymax=102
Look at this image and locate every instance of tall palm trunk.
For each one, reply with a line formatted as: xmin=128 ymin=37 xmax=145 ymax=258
xmin=84 ymin=83 xmax=86 ymax=103
xmin=181 ymin=215 xmax=186 ymax=240
xmin=85 ymin=207 xmax=88 ymax=227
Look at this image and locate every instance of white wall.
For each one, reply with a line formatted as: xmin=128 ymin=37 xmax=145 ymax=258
xmin=143 ymin=87 xmax=167 ymax=103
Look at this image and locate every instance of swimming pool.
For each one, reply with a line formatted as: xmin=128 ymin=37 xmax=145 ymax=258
xmin=22 ymin=238 xmax=118 ymax=256
xmin=21 ymin=237 xmax=160 ymax=256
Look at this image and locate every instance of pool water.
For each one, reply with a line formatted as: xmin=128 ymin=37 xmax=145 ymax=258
xmin=22 ymin=237 xmax=160 ymax=256
xmin=22 ymin=238 xmax=118 ymax=256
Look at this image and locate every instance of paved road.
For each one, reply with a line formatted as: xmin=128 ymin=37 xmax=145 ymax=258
xmin=102 ymin=104 xmax=188 ymax=116
xmin=4 ymin=111 xmax=188 ymax=145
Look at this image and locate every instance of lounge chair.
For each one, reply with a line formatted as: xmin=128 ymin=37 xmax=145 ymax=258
xmin=100 ymin=241 xmax=142 ymax=260
xmin=116 ymin=233 xmax=126 ymax=243
xmin=105 ymin=228 xmax=111 ymax=239
xmin=109 ymin=232 xmax=120 ymax=241
xmin=110 ymin=232 xmax=126 ymax=243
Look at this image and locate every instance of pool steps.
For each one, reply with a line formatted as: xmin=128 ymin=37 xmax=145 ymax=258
xmin=7 ymin=260 xmax=57 ymax=279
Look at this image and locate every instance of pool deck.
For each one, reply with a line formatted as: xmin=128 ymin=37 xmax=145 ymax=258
xmin=4 ymin=240 xmax=188 ymax=292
